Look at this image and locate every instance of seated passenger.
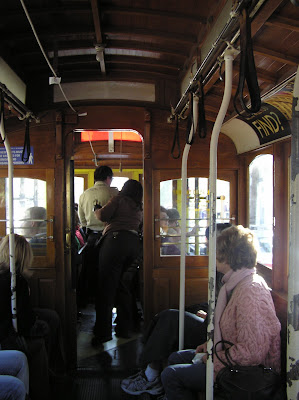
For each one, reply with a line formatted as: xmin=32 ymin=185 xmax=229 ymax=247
xmin=0 ymin=234 xmax=64 ymax=400
xmin=121 ymin=223 xmax=231 ymax=396
xmin=21 ymin=207 xmax=47 ymax=255
xmin=159 ymin=225 xmax=281 ymax=399
xmin=160 ymin=207 xmax=180 ymax=255
xmin=0 ymin=350 xmax=29 ymax=400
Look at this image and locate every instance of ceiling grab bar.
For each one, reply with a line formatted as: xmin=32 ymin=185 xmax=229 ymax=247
xmin=206 ymin=47 xmax=236 ymax=400
xmin=178 ymin=94 xmax=199 ymax=350
xmin=287 ymin=65 xmax=299 ymax=399
xmin=0 ymin=93 xmax=17 ymax=332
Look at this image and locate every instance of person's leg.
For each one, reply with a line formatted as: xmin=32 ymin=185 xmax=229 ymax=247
xmin=25 ymin=338 xmax=51 ymax=400
xmin=161 ymin=351 xmax=206 ymax=400
xmin=94 ymin=233 xmax=127 ymax=340
xmin=0 ymin=351 xmax=29 ymax=394
xmin=0 ymin=376 xmax=26 ymax=400
xmin=115 ymin=233 xmax=141 ymax=336
xmin=140 ymin=309 xmax=206 ymax=366
xmin=33 ymin=308 xmax=65 ymax=372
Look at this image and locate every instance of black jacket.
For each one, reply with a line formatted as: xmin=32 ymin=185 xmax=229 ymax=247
xmin=0 ymin=270 xmax=36 ymax=340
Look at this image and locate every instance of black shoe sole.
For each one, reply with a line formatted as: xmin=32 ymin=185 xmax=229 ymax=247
xmin=91 ymin=336 xmax=112 ymax=346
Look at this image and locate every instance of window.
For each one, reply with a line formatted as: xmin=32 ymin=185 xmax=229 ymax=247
xmin=249 ymin=154 xmax=273 ymax=268
xmin=160 ymin=177 xmax=230 ymax=256
xmin=5 ymin=177 xmax=47 ymax=256
xmin=74 ymin=176 xmax=85 ymax=205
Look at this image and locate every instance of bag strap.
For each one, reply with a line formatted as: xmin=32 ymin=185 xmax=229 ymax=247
xmin=214 ymin=340 xmax=235 ymax=367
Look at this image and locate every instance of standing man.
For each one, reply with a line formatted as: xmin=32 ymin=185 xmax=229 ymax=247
xmin=78 ymin=166 xmax=118 ymax=306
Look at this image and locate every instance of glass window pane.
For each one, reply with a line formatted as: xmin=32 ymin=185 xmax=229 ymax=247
xmin=249 ymin=155 xmax=273 ymax=268
xmin=74 ymin=176 xmax=85 ymax=205
xmin=5 ymin=178 xmax=47 ymax=256
xmin=160 ymin=177 xmax=230 ymax=256
xmin=111 ymin=176 xmax=129 ymax=191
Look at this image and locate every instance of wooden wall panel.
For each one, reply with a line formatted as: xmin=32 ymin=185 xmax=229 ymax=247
xmin=38 ymin=279 xmax=56 ymax=309
xmin=152 ymin=267 xmax=209 ymax=315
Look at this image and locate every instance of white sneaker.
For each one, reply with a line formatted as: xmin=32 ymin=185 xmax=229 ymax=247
xmin=121 ymin=370 xmax=164 ymax=395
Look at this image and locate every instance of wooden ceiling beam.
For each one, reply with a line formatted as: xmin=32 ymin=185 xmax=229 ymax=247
xmin=105 ymin=40 xmax=189 ymax=58
xmin=0 ymin=2 xmax=90 ymax=17
xmin=265 ymin=15 xmax=299 ymax=33
xmin=254 ymin=46 xmax=298 ymax=66
xmin=105 ymin=28 xmax=197 ymax=45
xmin=101 ymin=6 xmax=209 ymax=24
xmin=105 ymin=57 xmax=180 ymax=71
xmin=90 ymin=0 xmax=105 ymax=74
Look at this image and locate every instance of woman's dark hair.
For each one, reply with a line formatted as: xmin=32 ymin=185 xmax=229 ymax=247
xmin=94 ymin=165 xmax=113 ymax=182
xmin=166 ymin=208 xmax=180 ymax=222
xmin=120 ymin=179 xmax=143 ymax=208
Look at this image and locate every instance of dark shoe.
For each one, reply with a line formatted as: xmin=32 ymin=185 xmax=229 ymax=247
xmin=114 ymin=326 xmax=131 ymax=339
xmin=91 ymin=335 xmax=112 ymax=346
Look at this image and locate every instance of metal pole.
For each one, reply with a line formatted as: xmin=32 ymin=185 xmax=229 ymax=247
xmin=206 ymin=47 xmax=236 ymax=400
xmin=286 ymin=65 xmax=299 ymax=400
xmin=178 ymin=95 xmax=199 ymax=350
xmin=0 ymin=105 xmax=17 ymax=331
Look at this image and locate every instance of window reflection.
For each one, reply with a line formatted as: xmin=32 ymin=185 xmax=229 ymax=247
xmin=5 ymin=178 xmax=47 ymax=256
xmin=249 ymin=155 xmax=273 ymax=268
xmin=160 ymin=177 xmax=230 ymax=256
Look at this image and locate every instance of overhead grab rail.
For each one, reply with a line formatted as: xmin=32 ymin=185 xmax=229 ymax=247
xmin=0 ymin=82 xmax=39 ymax=123
xmin=168 ymin=0 xmax=267 ymax=122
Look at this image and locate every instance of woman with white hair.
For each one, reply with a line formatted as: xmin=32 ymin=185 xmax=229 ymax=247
xmin=160 ymin=225 xmax=281 ymax=400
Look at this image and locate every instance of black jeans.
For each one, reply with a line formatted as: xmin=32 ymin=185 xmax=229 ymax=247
xmin=94 ymin=231 xmax=142 ymax=338
xmin=140 ymin=309 xmax=207 ymax=366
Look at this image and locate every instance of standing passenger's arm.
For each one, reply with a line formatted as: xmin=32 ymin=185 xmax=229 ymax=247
xmin=95 ymin=196 xmax=118 ymax=222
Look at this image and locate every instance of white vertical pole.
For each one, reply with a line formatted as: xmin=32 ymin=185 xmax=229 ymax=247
xmin=0 ymin=109 xmax=17 ymax=331
xmin=206 ymin=48 xmax=235 ymax=399
xmin=179 ymin=95 xmax=199 ymax=350
xmin=287 ymin=66 xmax=299 ymax=400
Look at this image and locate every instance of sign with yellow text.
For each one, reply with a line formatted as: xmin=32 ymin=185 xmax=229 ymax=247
xmin=237 ymin=84 xmax=293 ymax=145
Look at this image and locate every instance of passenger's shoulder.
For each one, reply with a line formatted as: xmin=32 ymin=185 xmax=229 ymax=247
xmin=109 ymin=187 xmax=119 ymax=196
xmin=235 ymin=273 xmax=271 ymax=298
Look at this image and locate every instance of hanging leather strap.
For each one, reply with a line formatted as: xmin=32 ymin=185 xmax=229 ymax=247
xmin=233 ymin=6 xmax=261 ymax=116
xmin=171 ymin=114 xmax=181 ymax=159
xmin=197 ymin=78 xmax=207 ymax=138
xmin=22 ymin=119 xmax=31 ymax=162
xmin=186 ymin=92 xmax=195 ymax=145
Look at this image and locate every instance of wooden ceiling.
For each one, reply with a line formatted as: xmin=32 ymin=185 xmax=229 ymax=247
xmin=0 ymin=0 xmax=299 ymax=121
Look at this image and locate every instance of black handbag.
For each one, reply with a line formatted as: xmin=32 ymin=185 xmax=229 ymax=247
xmin=214 ymin=340 xmax=286 ymax=400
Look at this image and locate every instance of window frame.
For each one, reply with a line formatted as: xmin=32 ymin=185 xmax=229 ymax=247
xmin=0 ymin=169 xmax=55 ymax=268
xmin=154 ymin=168 xmax=238 ymax=268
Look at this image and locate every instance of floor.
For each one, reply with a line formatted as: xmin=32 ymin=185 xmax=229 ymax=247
xmin=69 ymin=304 xmax=155 ymax=400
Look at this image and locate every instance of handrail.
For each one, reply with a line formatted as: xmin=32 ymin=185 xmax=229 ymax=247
xmin=178 ymin=94 xmax=199 ymax=350
xmin=169 ymin=0 xmax=268 ymax=121
xmin=0 ymin=104 xmax=17 ymax=331
xmin=0 ymin=82 xmax=39 ymax=122
xmin=287 ymin=65 xmax=299 ymax=399
xmin=206 ymin=47 xmax=236 ymax=400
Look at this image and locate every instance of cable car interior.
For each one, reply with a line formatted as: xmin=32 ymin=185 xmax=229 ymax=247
xmin=0 ymin=0 xmax=299 ymax=399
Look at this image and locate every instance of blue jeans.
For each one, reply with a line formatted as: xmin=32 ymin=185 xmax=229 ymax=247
xmin=0 ymin=350 xmax=29 ymax=399
xmin=161 ymin=350 xmax=206 ymax=400
xmin=0 ymin=376 xmax=26 ymax=400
